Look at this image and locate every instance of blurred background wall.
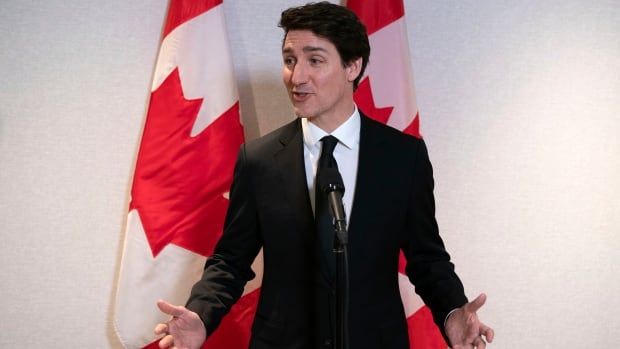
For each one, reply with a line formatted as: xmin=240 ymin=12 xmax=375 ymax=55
xmin=1 ymin=0 xmax=618 ymax=347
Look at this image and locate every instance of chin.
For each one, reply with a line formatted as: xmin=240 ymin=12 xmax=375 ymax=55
xmin=293 ymin=108 xmax=312 ymax=119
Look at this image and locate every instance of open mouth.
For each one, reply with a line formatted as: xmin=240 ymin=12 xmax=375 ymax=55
xmin=292 ymin=91 xmax=311 ymax=101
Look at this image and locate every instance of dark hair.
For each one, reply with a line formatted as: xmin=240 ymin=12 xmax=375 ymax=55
xmin=279 ymin=1 xmax=370 ymax=89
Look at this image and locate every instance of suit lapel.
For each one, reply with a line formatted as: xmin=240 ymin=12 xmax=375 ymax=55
xmin=273 ymin=119 xmax=314 ymax=232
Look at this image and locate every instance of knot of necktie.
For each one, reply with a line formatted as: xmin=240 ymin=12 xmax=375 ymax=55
xmin=318 ymin=135 xmax=339 ymax=169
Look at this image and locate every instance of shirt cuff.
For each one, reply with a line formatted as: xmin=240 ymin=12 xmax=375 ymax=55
xmin=444 ymin=308 xmax=460 ymax=329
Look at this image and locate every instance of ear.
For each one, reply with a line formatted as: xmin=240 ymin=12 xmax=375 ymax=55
xmin=345 ymin=57 xmax=363 ymax=83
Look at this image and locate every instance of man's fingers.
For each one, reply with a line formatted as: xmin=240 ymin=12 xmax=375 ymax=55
xmin=157 ymin=299 xmax=186 ymax=317
xmin=465 ymin=293 xmax=487 ymax=313
xmin=473 ymin=336 xmax=486 ymax=349
xmin=158 ymin=334 xmax=174 ymax=349
xmin=481 ymin=323 xmax=495 ymax=343
xmin=154 ymin=323 xmax=169 ymax=335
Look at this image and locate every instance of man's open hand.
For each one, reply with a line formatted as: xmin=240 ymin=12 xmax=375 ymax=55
xmin=445 ymin=293 xmax=494 ymax=349
xmin=154 ymin=300 xmax=206 ymax=349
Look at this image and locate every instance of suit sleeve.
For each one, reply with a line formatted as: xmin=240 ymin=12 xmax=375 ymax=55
xmin=401 ymin=139 xmax=468 ymax=339
xmin=185 ymin=144 xmax=263 ymax=335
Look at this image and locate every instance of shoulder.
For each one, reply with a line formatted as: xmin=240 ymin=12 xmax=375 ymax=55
xmin=360 ymin=114 xmax=425 ymax=152
xmin=242 ymin=117 xmax=301 ymax=160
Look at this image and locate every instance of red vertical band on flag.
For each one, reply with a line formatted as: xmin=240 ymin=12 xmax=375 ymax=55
xmin=408 ymin=307 xmax=448 ymax=348
xmin=163 ymin=0 xmax=223 ymax=37
xmin=203 ymin=288 xmax=260 ymax=348
xmin=347 ymin=0 xmax=404 ymax=35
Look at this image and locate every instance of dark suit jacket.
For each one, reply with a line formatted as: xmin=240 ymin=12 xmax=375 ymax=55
xmin=187 ymin=114 xmax=467 ymax=349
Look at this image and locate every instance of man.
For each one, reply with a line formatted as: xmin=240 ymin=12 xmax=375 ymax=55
xmin=155 ymin=2 xmax=494 ymax=349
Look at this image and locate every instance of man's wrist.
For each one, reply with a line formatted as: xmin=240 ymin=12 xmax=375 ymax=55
xmin=444 ymin=308 xmax=460 ymax=329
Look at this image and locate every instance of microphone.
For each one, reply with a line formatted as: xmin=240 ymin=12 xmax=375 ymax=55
xmin=319 ymin=167 xmax=347 ymax=244
xmin=319 ymin=168 xmax=350 ymax=349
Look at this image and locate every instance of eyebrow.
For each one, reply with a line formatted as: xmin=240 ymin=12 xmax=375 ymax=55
xmin=282 ymin=46 xmax=328 ymax=54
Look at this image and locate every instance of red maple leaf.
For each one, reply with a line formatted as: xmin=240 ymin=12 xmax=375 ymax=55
xmin=355 ymin=77 xmax=421 ymax=139
xmin=130 ymin=68 xmax=244 ymax=257
xmin=354 ymin=77 xmax=394 ymax=124
xmin=402 ymin=111 xmax=421 ymax=138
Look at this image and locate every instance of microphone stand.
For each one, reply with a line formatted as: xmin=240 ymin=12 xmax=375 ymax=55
xmin=327 ymin=186 xmax=349 ymax=349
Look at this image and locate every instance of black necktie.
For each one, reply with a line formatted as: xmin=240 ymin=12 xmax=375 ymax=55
xmin=315 ymin=135 xmax=340 ymax=278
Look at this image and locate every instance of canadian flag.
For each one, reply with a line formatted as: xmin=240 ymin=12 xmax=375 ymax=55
xmin=113 ymin=1 xmax=257 ymax=348
xmin=347 ymin=0 xmax=448 ymax=348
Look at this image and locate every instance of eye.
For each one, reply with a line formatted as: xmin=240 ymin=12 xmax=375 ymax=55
xmin=309 ymin=57 xmax=323 ymax=65
xmin=283 ymin=57 xmax=296 ymax=66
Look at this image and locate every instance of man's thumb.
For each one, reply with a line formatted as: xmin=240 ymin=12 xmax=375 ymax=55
xmin=467 ymin=293 xmax=487 ymax=313
xmin=157 ymin=300 xmax=186 ymax=317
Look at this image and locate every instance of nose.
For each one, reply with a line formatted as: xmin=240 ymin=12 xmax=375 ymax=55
xmin=290 ymin=62 xmax=308 ymax=85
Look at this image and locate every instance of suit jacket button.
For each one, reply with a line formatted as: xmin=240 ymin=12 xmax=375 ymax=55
xmin=323 ymin=338 xmax=332 ymax=347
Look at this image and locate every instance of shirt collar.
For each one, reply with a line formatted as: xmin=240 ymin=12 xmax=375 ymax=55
xmin=301 ymin=106 xmax=361 ymax=151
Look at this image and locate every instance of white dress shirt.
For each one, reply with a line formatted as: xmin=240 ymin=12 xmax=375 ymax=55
xmin=301 ymin=107 xmax=360 ymax=224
